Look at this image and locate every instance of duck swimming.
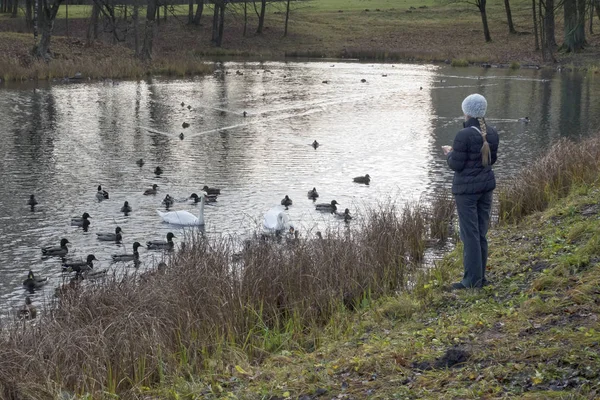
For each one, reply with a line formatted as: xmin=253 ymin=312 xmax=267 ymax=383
xmin=154 ymin=166 xmax=163 ymax=175
xmin=96 ymin=226 xmax=123 ymax=242
xmin=353 ymin=174 xmax=370 ymax=185
xmin=27 ymin=194 xmax=38 ymax=210
xmin=62 ymin=254 xmax=97 ymax=273
xmin=71 ymin=212 xmax=91 ymax=228
xmin=307 ymin=187 xmax=319 ymax=199
xmin=41 ymin=238 xmax=70 ymax=257
xmin=315 ymin=200 xmax=339 ymax=213
xmin=112 ymin=241 xmax=142 ymax=263
xmin=147 ymin=232 xmax=176 ymax=250
xmin=312 ymin=140 xmax=320 ymax=149
xmin=136 ymin=158 xmax=145 ymax=167
xmin=23 ymin=270 xmax=47 ymax=290
xmin=143 ymin=184 xmax=159 ymax=195
xmin=179 ymin=132 xmax=184 ymax=140
xmin=182 ymin=122 xmax=190 ymax=128
xmin=19 ymin=297 xmax=37 ymax=320
xmin=121 ymin=201 xmax=132 ymax=214
xmin=162 ymin=194 xmax=175 ymax=209
xmin=281 ymin=195 xmax=293 ymax=207
xmin=96 ymin=185 xmax=109 ymax=201
xmin=190 ymin=193 xmax=216 ymax=203
xmin=202 ymin=185 xmax=221 ymax=195
xmin=335 ymin=208 xmax=353 ymax=222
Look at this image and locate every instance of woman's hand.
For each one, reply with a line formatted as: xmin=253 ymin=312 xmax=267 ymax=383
xmin=442 ymin=145 xmax=452 ymax=155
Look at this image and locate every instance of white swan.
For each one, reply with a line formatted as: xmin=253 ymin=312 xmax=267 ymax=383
xmin=263 ymin=206 xmax=292 ymax=234
xmin=157 ymin=192 xmax=205 ymax=226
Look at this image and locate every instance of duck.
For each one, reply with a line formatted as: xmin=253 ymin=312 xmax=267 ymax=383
xmin=182 ymin=122 xmax=190 ymax=128
xmin=179 ymin=132 xmax=184 ymax=140
xmin=361 ymin=78 xmax=367 ymax=83
xmin=121 ymin=201 xmax=132 ymax=214
xmin=190 ymin=192 xmax=217 ymax=203
xmin=62 ymin=254 xmax=97 ymax=273
xmin=19 ymin=296 xmax=37 ymax=320
xmin=202 ymin=185 xmax=221 ymax=195
xmin=96 ymin=185 xmax=109 ymax=201
xmin=71 ymin=212 xmax=92 ymax=228
xmin=143 ymin=184 xmax=159 ymax=195
xmin=335 ymin=208 xmax=353 ymax=222
xmin=307 ymin=187 xmax=319 ymax=199
xmin=158 ymin=193 xmax=205 ymax=226
xmin=263 ymin=206 xmax=292 ymax=235
xmin=27 ymin=194 xmax=38 ymax=210
xmin=312 ymin=140 xmax=320 ymax=149
xmin=112 ymin=241 xmax=142 ymax=263
xmin=181 ymin=102 xmax=185 ymax=107
xmin=353 ymin=174 xmax=371 ymax=185
xmin=96 ymin=226 xmax=123 ymax=242
xmin=518 ymin=116 xmax=530 ymax=123
xmin=281 ymin=195 xmax=293 ymax=207
xmin=136 ymin=158 xmax=145 ymax=167
xmin=154 ymin=166 xmax=163 ymax=175
xmin=162 ymin=194 xmax=175 ymax=208
xmin=187 ymin=105 xmax=192 ymax=110
xmin=315 ymin=200 xmax=339 ymax=213
xmin=41 ymin=238 xmax=70 ymax=257
xmin=147 ymin=232 xmax=176 ymax=250
xmin=243 ymin=111 xmax=247 ymax=117
xmin=23 ymin=270 xmax=47 ymax=290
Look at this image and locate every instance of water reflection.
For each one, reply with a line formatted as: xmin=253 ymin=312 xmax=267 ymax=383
xmin=0 ymin=62 xmax=599 ymax=317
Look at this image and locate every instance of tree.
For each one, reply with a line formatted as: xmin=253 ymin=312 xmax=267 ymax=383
xmin=133 ymin=0 xmax=139 ymax=55
xmin=193 ymin=0 xmax=203 ymax=25
xmin=34 ymin=0 xmax=64 ymax=60
xmin=283 ymin=0 xmax=291 ymax=36
xmin=255 ymin=0 xmax=266 ymax=34
xmin=463 ymin=0 xmax=491 ymax=41
xmin=188 ymin=0 xmax=193 ymax=24
xmin=25 ymin=0 xmax=33 ymax=27
xmin=540 ymin=0 xmax=556 ymax=61
xmin=86 ymin=2 xmax=100 ymax=44
xmin=563 ymin=0 xmax=585 ymax=51
xmin=532 ymin=0 xmax=539 ymax=50
xmin=504 ymin=0 xmax=516 ymax=33
xmin=141 ymin=0 xmax=157 ymax=60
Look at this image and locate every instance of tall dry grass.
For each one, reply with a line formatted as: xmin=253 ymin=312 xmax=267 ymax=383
xmin=0 ymin=198 xmax=455 ymax=398
xmin=498 ymin=135 xmax=600 ymax=224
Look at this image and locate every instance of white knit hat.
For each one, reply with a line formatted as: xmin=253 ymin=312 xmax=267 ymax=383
xmin=461 ymin=93 xmax=487 ymax=118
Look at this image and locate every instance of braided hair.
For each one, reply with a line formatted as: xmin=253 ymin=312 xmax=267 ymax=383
xmin=477 ymin=117 xmax=491 ymax=167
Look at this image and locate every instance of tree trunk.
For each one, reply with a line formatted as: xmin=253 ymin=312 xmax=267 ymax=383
xmin=163 ymin=3 xmax=166 ymax=21
xmin=217 ymin=1 xmax=224 ymax=46
xmin=141 ymin=0 xmax=157 ymax=60
xmin=283 ymin=0 xmax=290 ymax=36
xmin=504 ymin=0 xmax=516 ymax=33
xmin=25 ymin=0 xmax=32 ymax=27
xmin=193 ymin=0 xmax=202 ymax=24
xmin=563 ymin=0 xmax=585 ymax=51
xmin=595 ymin=0 xmax=600 ymax=21
xmin=477 ymin=0 xmax=491 ymax=42
xmin=546 ymin=0 xmax=556 ymax=45
xmin=211 ymin=1 xmax=219 ymax=43
xmin=188 ymin=0 xmax=193 ymax=24
xmin=133 ymin=0 xmax=139 ymax=56
xmin=542 ymin=0 xmax=556 ymax=61
xmin=86 ymin=2 xmax=99 ymax=44
xmin=576 ymin=0 xmax=586 ymax=42
xmin=590 ymin=0 xmax=594 ymax=34
xmin=11 ymin=0 xmax=18 ymax=18
xmin=243 ymin=0 xmax=247 ymax=35
xmin=65 ymin=0 xmax=68 ymax=37
xmin=35 ymin=0 xmax=62 ymax=60
xmin=33 ymin=0 xmax=38 ymax=45
xmin=533 ymin=0 xmax=540 ymax=50
xmin=156 ymin=2 xmax=159 ymax=25
xmin=256 ymin=0 xmax=265 ymax=34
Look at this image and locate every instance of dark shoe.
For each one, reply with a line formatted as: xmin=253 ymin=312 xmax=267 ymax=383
xmin=482 ymin=279 xmax=492 ymax=287
xmin=450 ymin=282 xmax=467 ymax=290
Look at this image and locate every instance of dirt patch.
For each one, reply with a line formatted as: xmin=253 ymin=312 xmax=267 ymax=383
xmin=412 ymin=347 xmax=470 ymax=371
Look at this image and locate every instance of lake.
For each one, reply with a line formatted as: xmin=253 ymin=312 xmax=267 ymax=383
xmin=1 ymin=61 xmax=599 ymax=317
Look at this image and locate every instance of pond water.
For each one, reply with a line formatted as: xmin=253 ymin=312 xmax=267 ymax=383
xmin=1 ymin=61 xmax=599 ymax=317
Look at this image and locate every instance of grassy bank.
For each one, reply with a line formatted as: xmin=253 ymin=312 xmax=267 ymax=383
xmin=2 ymin=0 xmax=600 ymax=81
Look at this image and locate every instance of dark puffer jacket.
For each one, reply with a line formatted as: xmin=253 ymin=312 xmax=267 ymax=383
xmin=447 ymin=118 xmax=499 ymax=195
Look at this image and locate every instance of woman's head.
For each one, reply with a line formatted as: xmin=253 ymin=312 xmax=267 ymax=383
xmin=461 ymin=93 xmax=491 ymax=167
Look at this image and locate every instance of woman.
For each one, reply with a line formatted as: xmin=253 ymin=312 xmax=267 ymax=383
xmin=442 ymin=93 xmax=499 ymax=289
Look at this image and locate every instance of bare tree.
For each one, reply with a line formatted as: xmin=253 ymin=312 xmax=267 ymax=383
xmin=11 ymin=0 xmax=18 ymax=17
xmin=193 ymin=0 xmax=203 ymax=25
xmin=188 ymin=0 xmax=193 ymax=24
xmin=25 ymin=0 xmax=32 ymax=27
xmin=141 ymin=0 xmax=157 ymax=60
xmin=459 ymin=0 xmax=491 ymax=41
xmin=255 ymin=0 xmax=266 ymax=34
xmin=133 ymin=0 xmax=139 ymax=55
xmin=283 ymin=0 xmax=290 ymax=36
xmin=563 ymin=0 xmax=585 ymax=51
xmin=243 ymin=0 xmax=247 ymax=35
xmin=539 ymin=0 xmax=555 ymax=61
xmin=34 ymin=0 xmax=64 ymax=60
xmin=86 ymin=1 xmax=100 ymax=44
xmin=504 ymin=0 xmax=516 ymax=33
xmin=532 ymin=0 xmax=539 ymax=50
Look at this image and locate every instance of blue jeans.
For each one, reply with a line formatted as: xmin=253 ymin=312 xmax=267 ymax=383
xmin=455 ymin=190 xmax=493 ymax=288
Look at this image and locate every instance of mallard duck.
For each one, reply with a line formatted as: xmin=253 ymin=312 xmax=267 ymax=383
xmin=162 ymin=194 xmax=175 ymax=208
xmin=121 ymin=201 xmax=132 ymax=214
xmin=353 ymin=174 xmax=370 ymax=185
xmin=23 ymin=270 xmax=47 ymax=290
xmin=182 ymin=122 xmax=190 ymax=128
xmin=187 ymin=105 xmax=191 ymax=110
xmin=96 ymin=226 xmax=123 ymax=242
xmin=154 ymin=166 xmax=163 ymax=175
xmin=181 ymin=102 xmax=185 ymax=107
xmin=312 ymin=140 xmax=320 ymax=149
xmin=243 ymin=111 xmax=247 ymax=117
xmin=27 ymin=194 xmax=38 ymax=210
xmin=202 ymin=185 xmax=221 ymax=195
xmin=307 ymin=187 xmax=319 ymax=199
xmin=71 ymin=212 xmax=91 ymax=228
xmin=143 ymin=184 xmax=159 ymax=195
xmin=190 ymin=192 xmax=216 ymax=203
xmin=112 ymin=241 xmax=142 ymax=263
xmin=41 ymin=238 xmax=70 ymax=257
xmin=281 ymin=195 xmax=293 ymax=207
xmin=361 ymin=78 xmax=367 ymax=83
xmin=315 ymin=200 xmax=339 ymax=213
xmin=147 ymin=232 xmax=176 ymax=250
xmin=62 ymin=254 xmax=97 ymax=273
xmin=179 ymin=132 xmax=184 ymax=140
xmin=335 ymin=208 xmax=353 ymax=222
xmin=518 ymin=116 xmax=530 ymax=123
xmin=136 ymin=158 xmax=145 ymax=167
xmin=96 ymin=185 xmax=109 ymax=201
xmin=19 ymin=296 xmax=37 ymax=320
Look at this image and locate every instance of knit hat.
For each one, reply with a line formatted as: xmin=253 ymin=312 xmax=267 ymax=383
xmin=461 ymin=94 xmax=487 ymax=118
